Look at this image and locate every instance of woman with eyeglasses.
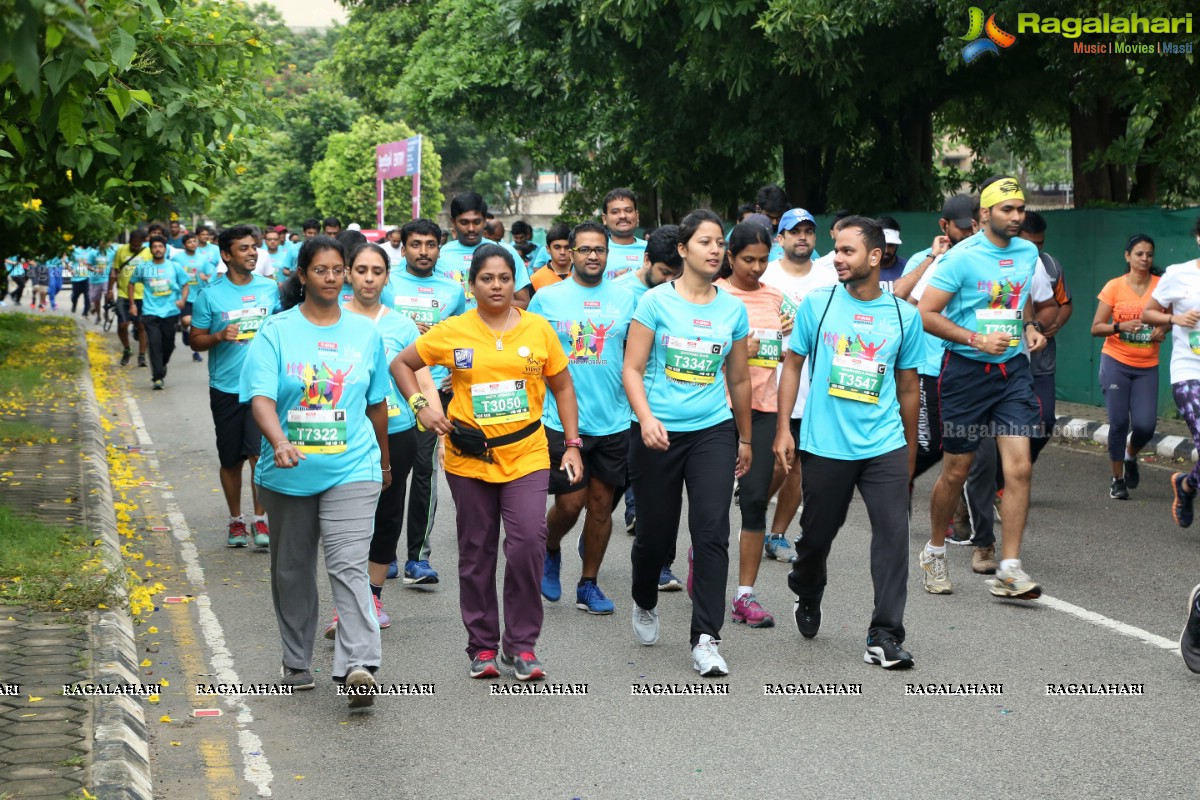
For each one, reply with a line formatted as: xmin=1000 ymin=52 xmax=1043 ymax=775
xmin=391 ymin=243 xmax=581 ymax=682
xmin=321 ymin=242 xmax=439 ymax=639
xmin=1090 ymin=234 xmax=1164 ymax=500
xmin=240 ymin=235 xmax=393 ymax=708
xmin=623 ymin=209 xmax=752 ymax=677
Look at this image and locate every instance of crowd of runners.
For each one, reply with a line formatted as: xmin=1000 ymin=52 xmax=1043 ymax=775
xmin=5 ymin=182 xmax=1200 ymax=702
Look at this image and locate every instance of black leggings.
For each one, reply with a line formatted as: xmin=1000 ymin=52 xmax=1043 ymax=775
xmin=368 ymin=427 xmax=419 ymax=564
xmin=71 ymin=281 xmax=90 ymax=314
xmin=737 ymin=410 xmax=777 ymax=532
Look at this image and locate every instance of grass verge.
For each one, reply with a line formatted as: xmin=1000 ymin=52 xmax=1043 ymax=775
xmin=0 ymin=504 xmax=121 ymax=611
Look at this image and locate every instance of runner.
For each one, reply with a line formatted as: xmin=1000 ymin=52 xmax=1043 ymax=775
xmin=385 ymin=218 xmax=466 ymax=585
xmin=715 ymin=220 xmax=784 ymax=628
xmin=623 ymin=209 xmax=752 ymax=677
xmin=602 ymin=188 xmax=646 ymax=280
xmin=87 ymin=240 xmax=116 ymax=327
xmin=69 ymin=245 xmax=92 ymax=315
xmin=391 ymin=243 xmax=582 ymax=681
xmin=172 ymin=232 xmax=206 ymax=362
xmin=916 ymin=176 xmax=1049 ymax=599
xmin=877 ymin=216 xmax=907 ymax=293
xmin=189 ymin=224 xmax=280 ymax=548
xmin=265 ymin=226 xmax=297 ymax=286
xmin=194 ymin=225 xmax=220 ymax=272
xmin=1091 ymin=234 xmax=1162 ymax=499
xmin=323 ymin=242 xmax=439 ymax=637
xmin=529 ymin=224 xmax=572 ymax=292
xmin=612 ymin=226 xmax=685 ymax=588
xmin=381 ymin=227 xmax=404 ymax=268
xmin=7 ymin=258 xmax=27 ymax=306
xmin=439 ymin=192 xmax=532 ymax=309
xmin=529 ymin=222 xmax=637 ymax=615
xmin=241 ymin=234 xmax=392 ymax=705
xmin=323 ymin=217 xmax=342 ymax=236
xmin=758 ymin=208 xmax=839 ymax=564
xmin=107 ymin=230 xmax=150 ymax=368
xmin=773 ymin=215 xmax=922 ymax=668
xmin=1140 ymin=217 xmax=1200 ymax=528
xmin=46 ymin=252 xmax=63 ymax=310
xmin=129 ymin=235 xmax=190 ymax=390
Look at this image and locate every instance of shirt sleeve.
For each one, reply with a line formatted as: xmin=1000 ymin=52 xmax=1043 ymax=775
xmin=191 ymin=291 xmax=215 ymax=332
xmin=788 ymin=291 xmax=821 ymax=356
xmin=1151 ymin=271 xmax=1176 ymax=307
xmin=923 ymin=253 xmax=954 ymax=297
xmin=730 ymin=296 xmax=750 ymax=341
xmin=898 ymin=306 xmax=925 ymax=370
xmin=366 ymin=331 xmax=390 ymax=405
xmin=175 ymin=263 xmax=190 ymax=288
xmin=268 ymin=284 xmax=281 ymax=313
xmin=1030 ymin=258 xmax=1053 ymax=303
xmin=632 ymin=289 xmax=658 ymax=330
xmin=239 ymin=320 xmax=281 ymax=403
xmin=414 ymin=317 xmax=452 ymax=367
xmin=526 ymin=290 xmax=544 ymax=317
xmin=1098 ymin=279 xmax=1116 ymax=308
xmin=448 ymin=288 xmax=466 ymax=317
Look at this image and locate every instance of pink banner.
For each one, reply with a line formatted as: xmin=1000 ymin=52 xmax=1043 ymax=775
xmin=376 ymin=136 xmax=423 ymax=228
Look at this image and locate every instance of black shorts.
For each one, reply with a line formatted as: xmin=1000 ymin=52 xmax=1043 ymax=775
xmin=210 ymin=387 xmax=262 ymax=468
xmin=116 ymin=297 xmax=143 ymax=324
xmin=939 ymin=352 xmax=1040 ymax=454
xmin=182 ymin=301 xmax=194 ymax=318
xmin=546 ymin=426 xmax=629 ymax=495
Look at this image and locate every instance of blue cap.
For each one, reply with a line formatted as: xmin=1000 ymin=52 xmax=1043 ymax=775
xmin=776 ymin=208 xmax=816 ymax=236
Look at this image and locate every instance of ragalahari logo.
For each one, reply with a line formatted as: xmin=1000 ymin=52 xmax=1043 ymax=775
xmin=960 ymin=7 xmax=1017 ymax=63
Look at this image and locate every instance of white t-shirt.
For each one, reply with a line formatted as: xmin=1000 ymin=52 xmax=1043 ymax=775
xmin=761 ymin=258 xmax=839 ymax=419
xmin=382 ymin=242 xmax=404 ymax=268
xmin=252 ymin=247 xmax=274 ymax=278
xmin=1151 ymin=260 xmax=1200 ymax=383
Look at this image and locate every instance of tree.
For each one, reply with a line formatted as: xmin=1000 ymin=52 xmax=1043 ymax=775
xmin=310 ymin=117 xmax=444 ymax=225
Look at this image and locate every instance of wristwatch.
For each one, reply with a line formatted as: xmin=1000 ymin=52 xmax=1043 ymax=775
xmin=1024 ymin=320 xmax=1045 ymax=332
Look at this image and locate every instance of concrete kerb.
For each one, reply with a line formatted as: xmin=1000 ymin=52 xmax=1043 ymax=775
xmin=74 ymin=323 xmax=153 ymax=800
xmin=1054 ymin=414 xmax=1199 ymax=462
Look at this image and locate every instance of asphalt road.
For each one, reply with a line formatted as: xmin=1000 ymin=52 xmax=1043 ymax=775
xmin=98 ymin=333 xmax=1200 ymax=800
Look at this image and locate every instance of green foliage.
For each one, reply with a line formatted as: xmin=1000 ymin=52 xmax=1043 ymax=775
xmin=310 ymin=117 xmax=443 ymax=225
xmin=210 ymin=131 xmax=317 ymax=227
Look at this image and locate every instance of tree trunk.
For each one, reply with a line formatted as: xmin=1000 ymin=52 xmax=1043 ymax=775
xmin=895 ymin=108 xmax=934 ymax=210
xmin=1068 ymin=90 xmax=1131 ymax=207
xmin=781 ymin=140 xmax=831 ymax=214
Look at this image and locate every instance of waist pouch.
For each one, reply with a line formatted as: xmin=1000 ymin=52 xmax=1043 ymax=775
xmin=449 ymin=419 xmax=542 ymax=463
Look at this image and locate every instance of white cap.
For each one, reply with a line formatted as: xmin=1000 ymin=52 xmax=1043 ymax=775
xmin=883 ymin=228 xmax=902 ymax=246
xmin=347 ymin=222 xmax=361 ymax=231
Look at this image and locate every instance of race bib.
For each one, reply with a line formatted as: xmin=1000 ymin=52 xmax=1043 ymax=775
xmin=665 ymin=336 xmax=725 ymax=384
xmin=1189 ymin=330 xmax=1200 ymax=356
xmin=471 ymin=379 xmax=530 ymax=426
xmin=286 ymin=408 xmax=347 ymax=453
xmin=394 ymin=295 xmax=441 ymax=326
xmin=828 ymin=353 xmax=886 ymax=404
xmin=780 ymin=292 xmax=801 ymax=320
xmin=975 ymin=308 xmax=1020 ymax=347
xmin=224 ymin=307 xmax=269 ymax=340
xmin=148 ymin=277 xmax=171 ymax=297
xmin=1119 ymin=327 xmax=1153 ymax=348
xmin=748 ymin=328 xmax=783 ymax=368
xmin=63 ymin=267 xmax=74 ymax=278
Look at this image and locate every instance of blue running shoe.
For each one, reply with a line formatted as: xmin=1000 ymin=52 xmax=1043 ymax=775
xmin=657 ymin=566 xmax=683 ymax=592
xmin=386 ymin=559 xmax=399 ymax=579
xmin=575 ymin=580 xmax=615 ymax=615
xmin=403 ymin=559 xmax=439 ymax=585
xmin=541 ymin=550 xmax=562 ymax=602
xmin=764 ymin=534 xmax=796 ymax=563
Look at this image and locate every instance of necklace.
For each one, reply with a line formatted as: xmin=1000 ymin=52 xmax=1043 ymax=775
xmin=479 ymin=308 xmax=515 ymax=350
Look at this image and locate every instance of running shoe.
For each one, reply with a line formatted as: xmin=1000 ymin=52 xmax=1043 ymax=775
xmin=626 ymin=514 xmax=636 ymax=536
xmin=971 ymin=545 xmax=997 ymax=575
xmin=227 ymin=519 xmax=249 ymax=548
xmin=691 ymin=634 xmax=728 ymax=677
xmin=575 ymin=580 xmax=615 ymax=615
xmin=252 ymin=520 xmax=269 ymax=548
xmin=1124 ymin=458 xmax=1141 ymax=490
xmin=403 ymin=559 xmax=439 ymax=585
xmin=864 ymin=636 xmax=914 ymax=669
xmin=501 ymin=651 xmax=546 ymax=681
xmin=764 ymin=534 xmax=796 ymax=563
xmin=386 ymin=560 xmax=399 ymax=579
xmin=919 ymin=549 xmax=953 ymax=594
xmin=1181 ymin=584 xmax=1200 ymax=674
xmin=152 ymin=379 xmax=164 ymax=391
xmin=1172 ymin=472 xmax=1196 ymax=528
xmin=1110 ymin=477 xmax=1129 ymax=500
xmin=632 ymin=605 xmax=659 ymax=645
xmin=657 ymin=566 xmax=683 ymax=592
xmin=192 ymin=352 xmax=203 ymax=363
xmin=323 ymin=613 xmax=338 ymax=640
xmin=280 ymin=662 xmax=315 ymax=690
xmin=373 ymin=595 xmax=391 ymax=629
xmin=541 ymin=550 xmax=562 ymax=602
xmin=345 ymin=666 xmax=376 ymax=708
xmin=989 ymin=563 xmax=1042 ymax=599
xmin=120 ymin=348 xmax=131 ymax=367
xmin=137 ymin=354 xmax=147 ymax=368
xmin=469 ymin=650 xmax=500 ymax=679
xmin=731 ymin=593 xmax=774 ymax=628
xmin=946 ymin=522 xmax=974 ymax=546
xmin=793 ymin=595 xmax=822 ymax=639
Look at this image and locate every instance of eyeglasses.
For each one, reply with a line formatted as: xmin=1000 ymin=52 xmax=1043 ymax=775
xmin=307 ymin=267 xmax=347 ymax=277
xmin=571 ymin=247 xmax=608 ymax=256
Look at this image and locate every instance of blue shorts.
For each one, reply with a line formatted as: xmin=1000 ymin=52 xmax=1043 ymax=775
xmin=938 ymin=352 xmax=1041 ymax=454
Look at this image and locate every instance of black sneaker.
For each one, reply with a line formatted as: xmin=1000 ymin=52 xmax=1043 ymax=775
xmin=1124 ymin=458 xmax=1140 ymax=490
xmin=137 ymin=354 xmax=147 ymax=368
xmin=1110 ymin=477 xmax=1129 ymax=500
xmin=120 ymin=348 xmax=131 ymax=367
xmin=793 ymin=595 xmax=821 ymax=639
xmin=280 ymin=663 xmax=315 ymax=690
xmin=1181 ymin=584 xmax=1200 ymax=674
xmin=864 ymin=636 xmax=914 ymax=669
xmin=1172 ymin=473 xmax=1196 ymax=528
xmin=152 ymin=379 xmax=164 ymax=391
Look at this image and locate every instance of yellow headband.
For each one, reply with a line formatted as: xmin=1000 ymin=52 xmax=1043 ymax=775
xmin=980 ymin=178 xmax=1025 ymax=209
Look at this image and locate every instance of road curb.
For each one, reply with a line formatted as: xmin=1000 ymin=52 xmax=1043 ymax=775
xmin=76 ymin=325 xmax=154 ymax=800
xmin=1055 ymin=414 xmax=1198 ymax=462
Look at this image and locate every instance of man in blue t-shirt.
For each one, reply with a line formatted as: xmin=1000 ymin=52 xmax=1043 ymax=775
xmin=129 ymin=235 xmax=190 ymax=389
xmin=917 ymin=176 xmax=1053 ymax=601
xmin=529 ymin=222 xmax=638 ymax=615
xmin=190 ymin=224 xmax=281 ymax=548
xmin=774 ymin=216 xmax=922 ymax=670
xmin=172 ymin=231 xmax=207 ymax=362
xmin=601 ymin=187 xmax=646 ymax=281
xmin=439 ymin=192 xmax=532 ymax=310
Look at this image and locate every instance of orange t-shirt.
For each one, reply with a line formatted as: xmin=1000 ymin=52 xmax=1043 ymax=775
xmin=1098 ymin=274 xmax=1160 ymax=369
xmin=715 ymin=278 xmax=785 ymax=412
xmin=531 ymin=265 xmax=568 ymax=292
xmin=415 ymin=308 xmax=569 ymax=481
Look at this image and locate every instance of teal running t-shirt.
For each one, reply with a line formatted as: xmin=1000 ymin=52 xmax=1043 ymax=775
xmin=192 ymin=275 xmax=281 ymax=394
xmin=131 ymin=260 xmax=190 ymax=317
xmin=438 ymin=240 xmax=532 ymax=309
xmin=606 ymin=237 xmax=646 ymax=282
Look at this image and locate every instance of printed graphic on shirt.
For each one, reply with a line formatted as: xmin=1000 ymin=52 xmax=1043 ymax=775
xmin=559 ymin=318 xmax=619 ymax=363
xmin=284 ymin=360 xmax=361 ymax=453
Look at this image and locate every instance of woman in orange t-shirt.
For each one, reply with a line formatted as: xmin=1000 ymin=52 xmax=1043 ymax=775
xmin=1090 ymin=234 xmax=1166 ymax=499
xmin=391 ymin=243 xmax=582 ymax=682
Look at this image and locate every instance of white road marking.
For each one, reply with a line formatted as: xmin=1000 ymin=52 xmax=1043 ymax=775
xmin=1041 ymin=594 xmax=1181 ymax=653
xmin=126 ymin=394 xmax=275 ymax=797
